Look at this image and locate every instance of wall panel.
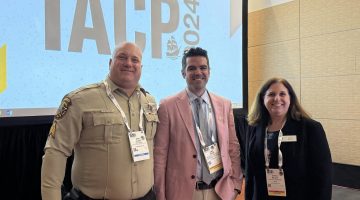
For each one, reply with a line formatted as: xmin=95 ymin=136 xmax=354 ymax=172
xmin=321 ymin=119 xmax=360 ymax=166
xmin=248 ymin=0 xmax=360 ymax=166
xmin=301 ymin=30 xmax=360 ymax=77
xmin=248 ymin=0 xmax=299 ymax=47
xmin=300 ymin=0 xmax=360 ymax=37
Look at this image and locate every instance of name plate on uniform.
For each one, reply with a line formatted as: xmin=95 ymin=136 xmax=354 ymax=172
xmin=282 ymin=135 xmax=297 ymax=142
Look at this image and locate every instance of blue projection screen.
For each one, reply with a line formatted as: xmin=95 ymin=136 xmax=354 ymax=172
xmin=0 ymin=0 xmax=243 ymax=118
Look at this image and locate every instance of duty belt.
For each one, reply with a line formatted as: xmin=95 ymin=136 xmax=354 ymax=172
xmin=64 ymin=188 xmax=155 ymax=200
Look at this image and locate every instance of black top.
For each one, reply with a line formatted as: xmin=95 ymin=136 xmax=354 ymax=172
xmin=242 ymin=118 xmax=332 ymax=200
xmin=266 ymin=130 xmax=280 ymax=169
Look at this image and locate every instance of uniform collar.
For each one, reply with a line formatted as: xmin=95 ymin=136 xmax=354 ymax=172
xmin=105 ymin=76 xmax=142 ymax=95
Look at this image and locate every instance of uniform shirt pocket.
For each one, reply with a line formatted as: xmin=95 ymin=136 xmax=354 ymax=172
xmin=81 ymin=110 xmax=125 ymax=144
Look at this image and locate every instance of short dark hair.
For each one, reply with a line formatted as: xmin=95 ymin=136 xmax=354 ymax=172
xmin=181 ymin=47 xmax=210 ymax=72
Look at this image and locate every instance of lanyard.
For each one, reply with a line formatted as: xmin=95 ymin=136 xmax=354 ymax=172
xmin=264 ymin=121 xmax=286 ymax=171
xmin=187 ymin=91 xmax=216 ymax=147
xmin=103 ymin=80 xmax=144 ymax=132
xmin=193 ymin=103 xmax=216 ymax=147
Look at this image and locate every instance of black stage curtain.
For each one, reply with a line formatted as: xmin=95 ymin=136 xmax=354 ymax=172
xmin=234 ymin=111 xmax=248 ymax=172
xmin=0 ymin=124 xmax=50 ymax=200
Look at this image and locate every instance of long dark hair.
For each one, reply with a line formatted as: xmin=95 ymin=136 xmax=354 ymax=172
xmin=248 ymin=77 xmax=310 ymax=126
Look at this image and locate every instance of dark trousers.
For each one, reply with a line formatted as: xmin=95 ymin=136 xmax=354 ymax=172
xmin=63 ymin=187 xmax=156 ymax=200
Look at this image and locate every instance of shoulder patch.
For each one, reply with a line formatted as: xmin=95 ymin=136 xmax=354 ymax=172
xmin=55 ymin=97 xmax=72 ymax=120
xmin=49 ymin=121 xmax=57 ymax=138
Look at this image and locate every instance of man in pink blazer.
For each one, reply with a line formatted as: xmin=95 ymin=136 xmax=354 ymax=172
xmin=154 ymin=47 xmax=243 ymax=200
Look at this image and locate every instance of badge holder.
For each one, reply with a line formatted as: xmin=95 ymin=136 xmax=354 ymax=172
xmin=203 ymin=143 xmax=223 ymax=174
xmin=128 ymin=130 xmax=150 ymax=162
xmin=265 ymin=168 xmax=286 ymax=196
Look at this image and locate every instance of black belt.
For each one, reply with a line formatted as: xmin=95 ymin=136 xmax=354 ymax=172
xmin=63 ymin=188 xmax=108 ymax=200
xmin=195 ymin=177 xmax=221 ymax=190
xmin=133 ymin=188 xmax=156 ymax=200
xmin=64 ymin=188 xmax=155 ymax=200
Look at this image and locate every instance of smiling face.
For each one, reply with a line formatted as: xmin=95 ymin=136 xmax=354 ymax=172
xmin=109 ymin=43 xmax=142 ymax=90
xmin=263 ymin=82 xmax=290 ymax=121
xmin=182 ymin=56 xmax=210 ymax=96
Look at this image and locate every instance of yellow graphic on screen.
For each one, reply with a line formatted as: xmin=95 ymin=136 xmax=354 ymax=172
xmin=0 ymin=44 xmax=6 ymax=93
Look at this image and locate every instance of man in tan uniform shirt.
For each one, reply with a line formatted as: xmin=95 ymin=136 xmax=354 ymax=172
xmin=41 ymin=42 xmax=158 ymax=200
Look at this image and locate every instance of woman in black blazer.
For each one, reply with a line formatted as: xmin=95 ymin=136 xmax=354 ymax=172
xmin=244 ymin=77 xmax=332 ymax=200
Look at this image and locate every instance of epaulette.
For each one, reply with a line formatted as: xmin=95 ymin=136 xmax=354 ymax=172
xmin=67 ymin=83 xmax=102 ymax=97
xmin=141 ymin=89 xmax=157 ymax=105
xmin=140 ymin=88 xmax=150 ymax=96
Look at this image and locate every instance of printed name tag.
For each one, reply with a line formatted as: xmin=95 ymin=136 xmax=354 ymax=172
xmin=282 ymin=135 xmax=297 ymax=142
xmin=203 ymin=143 xmax=223 ymax=174
xmin=128 ymin=131 xmax=150 ymax=162
xmin=265 ymin=168 xmax=287 ymax=197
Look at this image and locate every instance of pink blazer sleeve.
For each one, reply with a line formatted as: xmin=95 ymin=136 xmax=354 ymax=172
xmin=154 ymin=99 xmax=170 ymax=200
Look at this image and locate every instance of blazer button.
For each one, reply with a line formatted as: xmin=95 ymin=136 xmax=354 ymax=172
xmin=193 ymin=155 xmax=196 ymax=158
xmin=191 ymin=175 xmax=195 ymax=179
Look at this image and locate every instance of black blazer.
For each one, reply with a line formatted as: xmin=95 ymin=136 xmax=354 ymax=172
xmin=243 ymin=118 xmax=332 ymax=200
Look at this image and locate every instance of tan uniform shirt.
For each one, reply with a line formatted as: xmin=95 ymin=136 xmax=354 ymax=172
xmin=41 ymin=77 xmax=158 ymax=200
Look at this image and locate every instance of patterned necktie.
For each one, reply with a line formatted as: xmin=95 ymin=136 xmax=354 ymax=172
xmin=195 ymin=97 xmax=213 ymax=184
xmin=194 ymin=98 xmax=201 ymax=126
xmin=195 ymin=98 xmax=208 ymax=138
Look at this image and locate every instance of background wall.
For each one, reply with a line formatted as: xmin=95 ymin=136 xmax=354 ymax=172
xmin=248 ymin=0 xmax=360 ymax=166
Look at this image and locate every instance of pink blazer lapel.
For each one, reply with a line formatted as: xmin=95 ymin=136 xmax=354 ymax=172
xmin=175 ymin=90 xmax=197 ymax=147
xmin=209 ymin=93 xmax=226 ymax=150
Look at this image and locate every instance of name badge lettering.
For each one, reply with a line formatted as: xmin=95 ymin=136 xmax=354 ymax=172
xmin=128 ymin=131 xmax=150 ymax=162
xmin=203 ymin=143 xmax=223 ymax=174
xmin=265 ymin=168 xmax=287 ymax=197
xmin=282 ymin=135 xmax=297 ymax=142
